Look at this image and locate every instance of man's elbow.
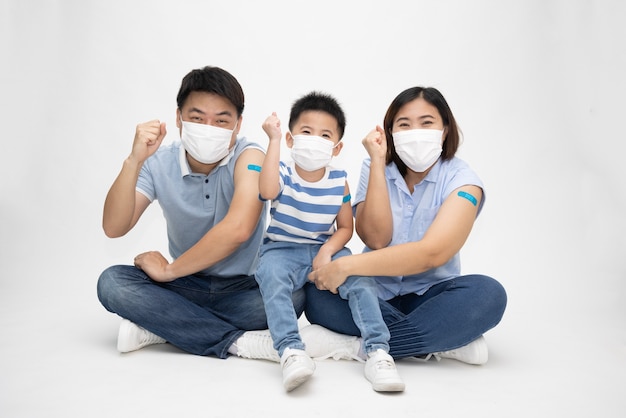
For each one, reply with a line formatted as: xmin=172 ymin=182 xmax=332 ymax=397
xmin=102 ymin=222 xmax=128 ymax=239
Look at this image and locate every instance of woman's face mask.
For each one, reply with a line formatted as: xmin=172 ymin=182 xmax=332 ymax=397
xmin=290 ymin=134 xmax=338 ymax=171
xmin=392 ymin=128 xmax=444 ymax=172
xmin=180 ymin=117 xmax=236 ymax=164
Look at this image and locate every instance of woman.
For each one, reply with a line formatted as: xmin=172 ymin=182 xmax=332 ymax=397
xmin=303 ymin=86 xmax=507 ymax=364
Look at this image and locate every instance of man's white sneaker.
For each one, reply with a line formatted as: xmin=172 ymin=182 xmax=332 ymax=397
xmin=117 ymin=319 xmax=166 ymax=353
xmin=233 ymin=329 xmax=280 ymax=362
xmin=280 ymin=348 xmax=315 ymax=392
xmin=434 ymin=335 xmax=488 ymax=365
xmin=300 ymin=324 xmax=364 ymax=362
xmin=364 ymin=349 xmax=405 ymax=392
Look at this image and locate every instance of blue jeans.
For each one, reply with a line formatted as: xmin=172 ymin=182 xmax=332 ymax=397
xmin=256 ymin=241 xmax=390 ymax=356
xmin=304 ymin=274 xmax=507 ymax=358
xmin=97 ymin=265 xmax=306 ymax=358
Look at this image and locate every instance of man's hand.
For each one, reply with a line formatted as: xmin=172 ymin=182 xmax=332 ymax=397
xmin=134 ymin=251 xmax=176 ymax=282
xmin=130 ymin=120 xmax=167 ymax=164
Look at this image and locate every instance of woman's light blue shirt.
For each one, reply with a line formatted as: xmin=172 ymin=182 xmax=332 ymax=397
xmin=353 ymin=157 xmax=484 ymax=300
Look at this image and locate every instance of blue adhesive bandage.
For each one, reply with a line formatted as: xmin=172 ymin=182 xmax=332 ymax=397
xmin=247 ymin=164 xmax=261 ymax=172
xmin=457 ymin=191 xmax=477 ymax=206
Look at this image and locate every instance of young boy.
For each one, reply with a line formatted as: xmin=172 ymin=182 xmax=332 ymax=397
xmin=255 ymin=91 xmax=404 ymax=392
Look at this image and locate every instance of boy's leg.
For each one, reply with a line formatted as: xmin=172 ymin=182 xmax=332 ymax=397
xmin=255 ymin=242 xmax=309 ymax=356
xmin=338 ymin=275 xmax=390 ymax=354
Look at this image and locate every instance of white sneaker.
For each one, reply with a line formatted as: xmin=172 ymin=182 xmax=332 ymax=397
xmin=280 ymin=348 xmax=315 ymax=392
xmin=434 ymin=335 xmax=488 ymax=365
xmin=117 ymin=319 xmax=166 ymax=353
xmin=364 ymin=349 xmax=405 ymax=392
xmin=234 ymin=329 xmax=280 ymax=362
xmin=300 ymin=324 xmax=364 ymax=362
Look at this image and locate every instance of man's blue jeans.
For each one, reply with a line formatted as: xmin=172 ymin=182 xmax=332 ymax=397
xmin=304 ymin=274 xmax=507 ymax=358
xmin=97 ymin=265 xmax=305 ymax=358
xmin=256 ymin=241 xmax=390 ymax=356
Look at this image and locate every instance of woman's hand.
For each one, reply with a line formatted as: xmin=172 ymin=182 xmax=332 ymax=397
xmin=308 ymin=258 xmax=349 ymax=294
xmin=362 ymin=125 xmax=387 ymax=163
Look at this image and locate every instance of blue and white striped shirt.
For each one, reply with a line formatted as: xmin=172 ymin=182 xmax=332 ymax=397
xmin=264 ymin=161 xmax=349 ymax=244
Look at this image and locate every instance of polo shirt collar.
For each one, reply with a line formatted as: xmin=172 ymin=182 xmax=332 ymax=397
xmin=178 ymin=141 xmax=236 ymax=177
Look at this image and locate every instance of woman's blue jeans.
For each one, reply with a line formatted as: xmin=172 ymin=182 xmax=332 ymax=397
xmin=97 ymin=265 xmax=305 ymax=358
xmin=304 ymin=274 xmax=507 ymax=358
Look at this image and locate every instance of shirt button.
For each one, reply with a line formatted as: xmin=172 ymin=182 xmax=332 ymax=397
xmin=205 ymin=194 xmax=210 ymax=199
xmin=205 ymin=179 xmax=209 ymax=183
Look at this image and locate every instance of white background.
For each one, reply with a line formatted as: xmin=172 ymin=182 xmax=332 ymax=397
xmin=1 ymin=1 xmax=624 ymax=417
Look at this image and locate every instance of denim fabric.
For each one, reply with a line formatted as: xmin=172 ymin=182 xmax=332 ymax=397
xmin=255 ymin=241 xmax=390 ymax=356
xmin=97 ymin=265 xmax=305 ymax=358
xmin=304 ymin=274 xmax=507 ymax=358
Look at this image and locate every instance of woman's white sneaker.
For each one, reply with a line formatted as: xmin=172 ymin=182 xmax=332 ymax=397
xmin=434 ymin=335 xmax=488 ymax=365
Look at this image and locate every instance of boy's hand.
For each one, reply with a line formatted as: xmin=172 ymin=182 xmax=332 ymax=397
xmin=262 ymin=112 xmax=282 ymax=142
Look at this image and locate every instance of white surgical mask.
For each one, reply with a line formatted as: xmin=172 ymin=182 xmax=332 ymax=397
xmin=290 ymin=134 xmax=337 ymax=171
xmin=392 ymin=128 xmax=444 ymax=172
xmin=180 ymin=118 xmax=236 ymax=164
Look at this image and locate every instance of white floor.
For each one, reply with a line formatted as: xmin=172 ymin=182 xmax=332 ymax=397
xmin=1 ymin=269 xmax=623 ymax=418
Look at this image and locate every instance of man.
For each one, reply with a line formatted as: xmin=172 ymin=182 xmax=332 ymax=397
xmin=97 ymin=66 xmax=304 ymax=359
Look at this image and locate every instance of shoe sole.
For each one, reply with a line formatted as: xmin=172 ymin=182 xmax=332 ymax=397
xmin=372 ymin=381 xmax=406 ymax=392
xmin=283 ymin=369 xmax=314 ymax=392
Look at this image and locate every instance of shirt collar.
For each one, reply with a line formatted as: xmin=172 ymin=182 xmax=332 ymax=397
xmin=178 ymin=140 xmax=236 ymax=177
xmin=386 ymin=159 xmax=442 ymax=189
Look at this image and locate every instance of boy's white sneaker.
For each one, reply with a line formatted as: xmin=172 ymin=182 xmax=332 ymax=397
xmin=234 ymin=329 xmax=280 ymax=362
xmin=280 ymin=348 xmax=315 ymax=392
xmin=434 ymin=335 xmax=488 ymax=365
xmin=364 ymin=349 xmax=405 ymax=392
xmin=117 ymin=319 xmax=166 ymax=353
xmin=300 ymin=324 xmax=364 ymax=362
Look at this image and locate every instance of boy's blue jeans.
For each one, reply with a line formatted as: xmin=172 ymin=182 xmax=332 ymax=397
xmin=255 ymin=241 xmax=390 ymax=357
xmin=97 ymin=265 xmax=305 ymax=358
xmin=304 ymin=274 xmax=507 ymax=358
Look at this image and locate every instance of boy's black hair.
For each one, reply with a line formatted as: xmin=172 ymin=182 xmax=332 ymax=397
xmin=288 ymin=91 xmax=346 ymax=138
